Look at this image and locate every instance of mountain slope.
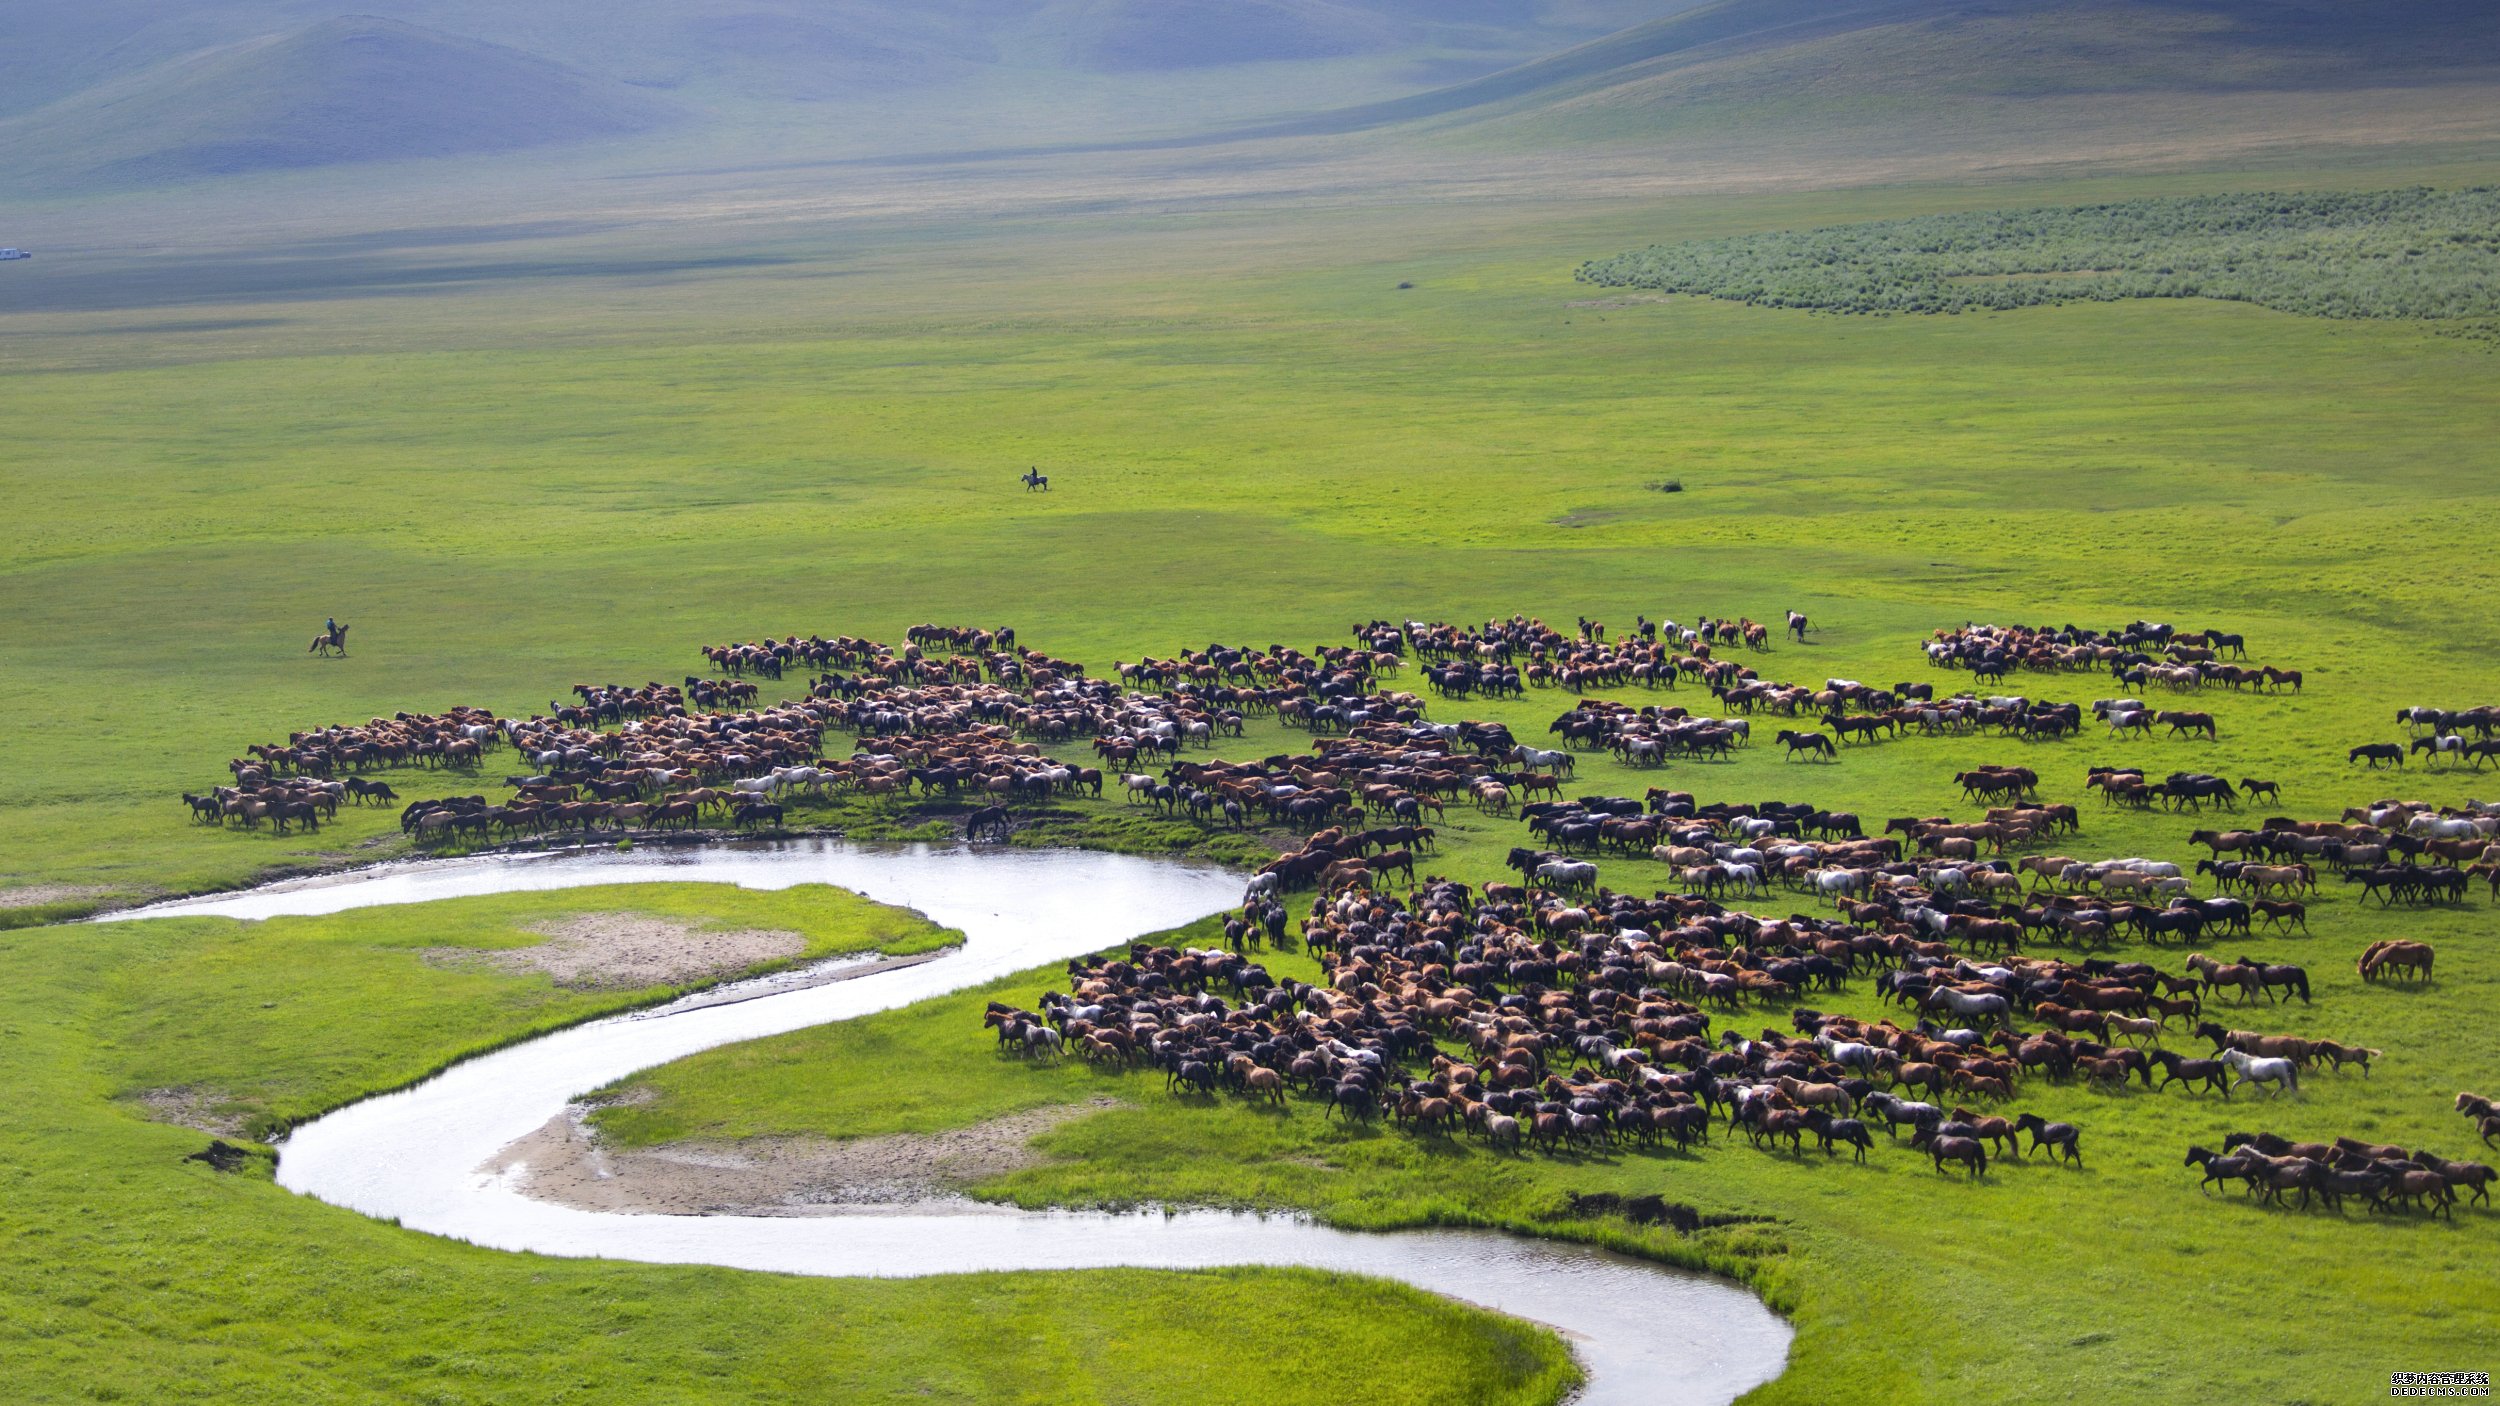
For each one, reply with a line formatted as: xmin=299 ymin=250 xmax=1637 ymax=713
xmin=1044 ymin=0 xmax=1406 ymax=72
xmin=1264 ymin=0 xmax=2500 ymax=139
xmin=0 ymin=16 xmax=669 ymax=188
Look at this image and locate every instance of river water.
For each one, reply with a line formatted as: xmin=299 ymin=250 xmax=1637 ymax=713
xmin=117 ymin=839 xmax=1791 ymax=1404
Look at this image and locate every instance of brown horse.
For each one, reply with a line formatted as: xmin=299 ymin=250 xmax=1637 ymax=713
xmin=1948 ymin=1108 xmax=2019 ymax=1156
xmin=2358 ymin=939 xmax=2434 ymax=983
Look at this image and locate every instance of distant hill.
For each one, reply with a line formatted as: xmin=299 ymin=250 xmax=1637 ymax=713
xmin=1286 ymin=0 xmax=2500 ymax=139
xmin=0 ymin=16 xmax=668 ymax=188
xmin=2 ymin=0 xmax=2494 ymax=194
xmin=1044 ymin=0 xmax=1406 ymax=72
xmin=669 ymin=11 xmax=995 ymax=98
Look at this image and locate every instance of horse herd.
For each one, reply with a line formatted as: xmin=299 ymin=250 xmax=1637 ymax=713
xmin=982 ymin=877 xmax=2120 ymax=1177
xmin=2185 ymin=1129 xmax=2489 ymax=1217
xmin=989 ymin=819 xmax=2445 ymax=1183
xmin=1924 ymin=621 xmax=2303 ymax=694
xmin=2187 ymin=801 xmax=2500 ymax=904
xmin=193 ymin=612 xmax=2488 ymax=1223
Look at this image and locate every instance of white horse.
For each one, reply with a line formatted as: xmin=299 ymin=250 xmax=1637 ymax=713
xmin=1811 ymin=868 xmax=1868 ymax=902
xmin=2409 ymin=813 xmax=2481 ymax=840
xmin=2221 ymin=1047 xmax=2300 ymax=1096
xmin=1819 ymin=1036 xmax=1884 ymax=1074
xmin=1512 ymin=746 xmax=1574 ymax=775
xmin=1536 ymin=859 xmax=1598 ymax=892
xmin=770 ymin=765 xmax=824 ymax=795
xmin=1926 ymin=986 xmax=2011 ymax=1025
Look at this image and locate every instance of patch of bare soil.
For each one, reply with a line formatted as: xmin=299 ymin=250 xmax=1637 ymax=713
xmin=490 ymin=1098 xmax=1119 ymax=1215
xmin=423 ymin=912 xmax=806 ymax=991
xmin=130 ymin=1086 xmax=250 ymax=1138
xmin=0 ymin=883 xmax=110 ymax=909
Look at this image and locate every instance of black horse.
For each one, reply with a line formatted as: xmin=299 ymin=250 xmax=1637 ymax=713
xmin=1776 ymin=729 xmax=1836 ymax=760
xmin=1020 ymin=467 xmax=1049 ymax=492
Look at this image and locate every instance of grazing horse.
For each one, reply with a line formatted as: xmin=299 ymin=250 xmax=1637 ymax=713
xmin=1786 ymin=610 xmax=1810 ymax=643
xmin=1020 ymin=467 xmax=1049 ymax=491
xmin=2358 ymin=939 xmax=2434 ymax=983
xmin=309 ymin=622 xmax=350 ymax=657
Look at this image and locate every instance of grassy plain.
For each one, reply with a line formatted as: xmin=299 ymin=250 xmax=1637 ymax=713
xmin=0 ymin=884 xmax=1572 ymax=1406
xmin=10 ymin=164 xmax=2500 ymax=905
xmin=91 ymin=881 xmax=958 ymax=1137
xmin=3 ymin=157 xmax=2499 ymax=1403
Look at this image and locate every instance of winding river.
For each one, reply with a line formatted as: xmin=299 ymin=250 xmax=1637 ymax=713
xmin=118 ymin=839 xmax=1792 ymax=1404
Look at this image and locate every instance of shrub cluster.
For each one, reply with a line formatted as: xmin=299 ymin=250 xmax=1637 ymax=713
xmin=1576 ymin=186 xmax=2500 ymax=320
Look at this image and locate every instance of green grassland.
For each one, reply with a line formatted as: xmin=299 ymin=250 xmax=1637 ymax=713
xmin=600 ymin=889 xmax=2500 ymax=1406
xmin=90 ymin=881 xmax=959 ymax=1138
xmin=0 ymin=884 xmax=1572 ymax=1406
xmin=9 ymin=169 xmax=2500 ymax=908
xmin=3 ymin=160 xmax=2499 ymax=1402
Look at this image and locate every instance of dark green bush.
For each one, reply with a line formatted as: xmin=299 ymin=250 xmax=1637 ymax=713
xmin=1577 ymin=187 xmax=2500 ymax=321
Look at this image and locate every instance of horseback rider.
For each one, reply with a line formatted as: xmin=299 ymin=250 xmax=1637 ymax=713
xmin=325 ymin=616 xmax=339 ymax=642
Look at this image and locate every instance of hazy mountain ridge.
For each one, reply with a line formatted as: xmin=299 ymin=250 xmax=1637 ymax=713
xmin=0 ymin=17 xmax=668 ymax=187
xmin=2 ymin=0 xmax=2497 ymax=194
xmin=1291 ymin=0 xmax=2500 ymax=140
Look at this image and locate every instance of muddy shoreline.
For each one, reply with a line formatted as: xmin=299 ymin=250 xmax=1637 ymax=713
xmin=494 ymin=1098 xmax=1117 ymax=1215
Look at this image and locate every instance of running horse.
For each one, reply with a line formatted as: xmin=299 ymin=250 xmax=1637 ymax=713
xmin=1020 ymin=467 xmax=1050 ymax=492
xmin=309 ymin=622 xmax=350 ymax=657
